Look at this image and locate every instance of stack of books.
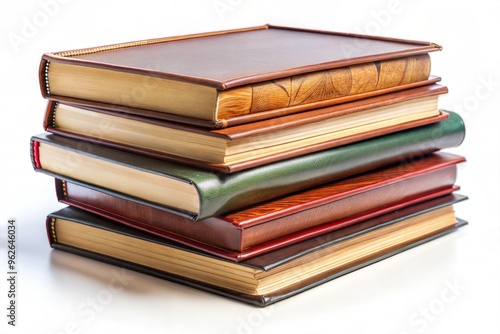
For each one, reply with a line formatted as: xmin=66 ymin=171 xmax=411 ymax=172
xmin=31 ymin=25 xmax=468 ymax=306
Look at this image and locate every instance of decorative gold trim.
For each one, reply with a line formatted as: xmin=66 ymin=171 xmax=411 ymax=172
xmin=61 ymin=180 xmax=68 ymax=199
xmin=51 ymin=102 xmax=58 ymax=128
xmin=54 ymin=26 xmax=269 ymax=58
xmin=50 ymin=218 xmax=57 ymax=243
xmin=44 ymin=61 xmax=51 ymax=95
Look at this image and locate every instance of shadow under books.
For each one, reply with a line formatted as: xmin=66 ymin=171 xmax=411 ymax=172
xmin=48 ymin=250 xmax=205 ymax=299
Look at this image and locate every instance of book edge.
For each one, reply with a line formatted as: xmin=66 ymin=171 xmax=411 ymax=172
xmin=40 ymin=25 xmax=440 ymax=90
xmin=47 ymin=219 xmax=466 ymax=307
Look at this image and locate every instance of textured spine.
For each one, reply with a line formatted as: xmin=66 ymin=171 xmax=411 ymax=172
xmin=200 ymin=111 xmax=465 ymax=218
xmin=217 ymin=54 xmax=431 ymax=118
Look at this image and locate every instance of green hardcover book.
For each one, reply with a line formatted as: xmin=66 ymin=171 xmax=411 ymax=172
xmin=31 ymin=112 xmax=465 ymax=220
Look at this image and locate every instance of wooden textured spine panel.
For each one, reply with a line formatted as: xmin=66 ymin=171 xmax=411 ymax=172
xmin=217 ymin=54 xmax=431 ymax=118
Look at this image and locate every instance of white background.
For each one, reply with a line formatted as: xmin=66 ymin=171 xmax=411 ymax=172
xmin=1 ymin=0 xmax=499 ymax=333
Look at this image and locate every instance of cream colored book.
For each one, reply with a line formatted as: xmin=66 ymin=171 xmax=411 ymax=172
xmin=44 ymin=84 xmax=448 ymax=172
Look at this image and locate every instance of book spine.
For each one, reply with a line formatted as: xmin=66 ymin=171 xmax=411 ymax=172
xmin=217 ymin=54 xmax=431 ymax=119
xmin=38 ymin=58 xmax=50 ymax=98
xmin=45 ymin=216 xmax=57 ymax=247
xmin=200 ymin=111 xmax=465 ymax=219
xmin=30 ymin=140 xmax=41 ymax=169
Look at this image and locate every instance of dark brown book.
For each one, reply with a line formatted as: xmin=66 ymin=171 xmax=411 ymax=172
xmin=43 ymin=84 xmax=448 ymax=172
xmin=46 ymin=194 xmax=468 ymax=306
xmin=39 ymin=25 xmax=442 ymax=128
xmin=55 ymin=152 xmax=465 ymax=261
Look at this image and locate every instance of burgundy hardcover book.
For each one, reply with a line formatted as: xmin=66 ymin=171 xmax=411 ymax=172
xmin=55 ymin=152 xmax=465 ymax=261
xmin=44 ymin=76 xmax=442 ymax=129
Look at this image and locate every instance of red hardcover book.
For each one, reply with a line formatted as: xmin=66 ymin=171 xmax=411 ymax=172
xmin=55 ymin=152 xmax=465 ymax=261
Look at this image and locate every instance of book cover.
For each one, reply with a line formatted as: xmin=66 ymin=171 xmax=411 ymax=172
xmin=54 ymin=152 xmax=465 ymax=261
xmin=39 ymin=24 xmax=441 ymax=126
xmin=46 ymin=194 xmax=468 ymax=307
xmin=31 ymin=111 xmax=466 ymax=220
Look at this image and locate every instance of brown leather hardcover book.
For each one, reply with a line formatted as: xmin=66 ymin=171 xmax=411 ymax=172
xmin=39 ymin=25 xmax=442 ymax=128
xmin=54 ymin=153 xmax=465 ymax=261
xmin=44 ymin=84 xmax=448 ymax=173
xmin=46 ymin=194 xmax=468 ymax=306
xmin=45 ymin=76 xmax=442 ymax=129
